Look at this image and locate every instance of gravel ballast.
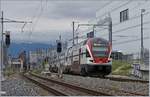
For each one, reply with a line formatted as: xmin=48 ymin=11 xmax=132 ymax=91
xmin=44 ymin=73 xmax=149 ymax=96
xmin=1 ymin=74 xmax=51 ymax=96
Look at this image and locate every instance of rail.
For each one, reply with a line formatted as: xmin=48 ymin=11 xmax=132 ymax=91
xmin=29 ymin=73 xmax=147 ymax=96
xmin=23 ymin=74 xmax=68 ymax=96
xmin=29 ymin=73 xmax=113 ymax=96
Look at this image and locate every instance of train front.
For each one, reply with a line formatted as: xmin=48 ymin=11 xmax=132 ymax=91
xmin=85 ymin=38 xmax=112 ymax=76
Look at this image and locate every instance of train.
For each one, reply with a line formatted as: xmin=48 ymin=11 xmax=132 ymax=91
xmin=49 ymin=37 xmax=112 ymax=76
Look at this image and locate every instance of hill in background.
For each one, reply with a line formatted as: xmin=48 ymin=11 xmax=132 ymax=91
xmin=8 ymin=43 xmax=53 ymax=57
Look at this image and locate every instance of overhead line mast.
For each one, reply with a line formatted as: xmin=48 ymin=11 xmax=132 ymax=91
xmin=72 ymin=21 xmax=75 ymax=46
xmin=0 ymin=11 xmax=32 ymax=82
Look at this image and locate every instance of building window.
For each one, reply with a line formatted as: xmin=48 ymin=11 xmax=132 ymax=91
xmin=120 ymin=9 xmax=129 ymax=22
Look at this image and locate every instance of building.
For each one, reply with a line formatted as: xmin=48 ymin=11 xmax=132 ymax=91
xmin=19 ymin=51 xmax=27 ymax=71
xmin=29 ymin=50 xmax=38 ymax=65
xmin=78 ymin=0 xmax=149 ymax=79
xmin=93 ymin=0 xmax=150 ymax=54
xmin=11 ymin=58 xmax=21 ymax=72
xmin=29 ymin=48 xmax=53 ymax=70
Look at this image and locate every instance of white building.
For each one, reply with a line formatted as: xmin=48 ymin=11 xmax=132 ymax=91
xmin=83 ymin=0 xmax=150 ymax=79
xmin=94 ymin=0 xmax=149 ymax=56
xmin=29 ymin=50 xmax=38 ymax=64
xmin=29 ymin=48 xmax=57 ymax=68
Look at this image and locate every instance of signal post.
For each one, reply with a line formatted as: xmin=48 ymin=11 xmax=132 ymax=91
xmin=56 ymin=35 xmax=63 ymax=78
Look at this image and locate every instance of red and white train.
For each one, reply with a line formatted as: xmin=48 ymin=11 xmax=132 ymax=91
xmin=49 ymin=37 xmax=112 ymax=76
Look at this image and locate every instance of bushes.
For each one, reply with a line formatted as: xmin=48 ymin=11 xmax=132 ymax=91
xmin=3 ymin=67 xmax=15 ymax=77
xmin=112 ymin=60 xmax=132 ymax=76
xmin=31 ymin=69 xmax=43 ymax=74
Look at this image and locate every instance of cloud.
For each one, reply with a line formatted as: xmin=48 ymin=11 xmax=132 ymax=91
xmin=44 ymin=1 xmax=108 ymax=19
xmin=2 ymin=0 xmax=109 ymax=43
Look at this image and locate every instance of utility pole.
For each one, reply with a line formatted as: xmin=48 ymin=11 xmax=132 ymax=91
xmin=0 ymin=10 xmax=7 ymax=95
xmin=108 ymin=16 xmax=112 ymax=46
xmin=93 ymin=25 xmax=95 ymax=38
xmin=0 ymin=11 xmax=32 ymax=74
xmin=76 ymin=33 xmax=78 ymax=44
xmin=141 ymin=9 xmax=145 ymax=63
xmin=72 ymin=21 xmax=75 ymax=46
xmin=1 ymin=11 xmax=4 ymax=81
xmin=56 ymin=34 xmax=62 ymax=78
xmin=59 ymin=34 xmax=61 ymax=41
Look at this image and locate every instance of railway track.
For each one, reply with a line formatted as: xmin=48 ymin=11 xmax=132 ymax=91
xmin=23 ymin=73 xmax=112 ymax=96
xmin=97 ymin=85 xmax=147 ymax=96
xmin=26 ymin=73 xmax=147 ymax=96
xmin=104 ymin=76 xmax=149 ymax=83
xmin=23 ymin=74 xmax=67 ymax=96
xmin=63 ymin=73 xmax=149 ymax=83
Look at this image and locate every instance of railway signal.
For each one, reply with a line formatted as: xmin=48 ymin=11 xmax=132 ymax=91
xmin=56 ymin=35 xmax=63 ymax=78
xmin=5 ymin=31 xmax=10 ymax=47
xmin=57 ymin=42 xmax=62 ymax=53
xmin=0 ymin=11 xmax=32 ymax=76
xmin=56 ymin=35 xmax=62 ymax=53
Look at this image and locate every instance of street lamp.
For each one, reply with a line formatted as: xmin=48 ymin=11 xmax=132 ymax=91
xmin=141 ymin=9 xmax=145 ymax=63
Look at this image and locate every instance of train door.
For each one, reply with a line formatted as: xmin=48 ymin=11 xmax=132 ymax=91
xmin=71 ymin=46 xmax=80 ymax=73
xmin=64 ymin=47 xmax=72 ymax=73
xmin=80 ymin=46 xmax=86 ymax=64
xmin=67 ymin=47 xmax=72 ymax=66
xmin=79 ymin=45 xmax=89 ymax=76
xmin=76 ymin=48 xmax=81 ymax=73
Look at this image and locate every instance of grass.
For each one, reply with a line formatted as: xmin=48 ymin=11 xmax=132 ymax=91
xmin=3 ymin=67 xmax=16 ymax=77
xmin=112 ymin=60 xmax=132 ymax=76
xmin=31 ymin=68 xmax=43 ymax=74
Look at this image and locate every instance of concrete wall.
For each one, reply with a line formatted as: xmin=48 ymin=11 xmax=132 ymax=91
xmin=95 ymin=0 xmax=150 ymax=55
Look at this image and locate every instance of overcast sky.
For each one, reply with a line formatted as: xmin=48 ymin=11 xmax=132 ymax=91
xmin=1 ymin=0 xmax=110 ymax=44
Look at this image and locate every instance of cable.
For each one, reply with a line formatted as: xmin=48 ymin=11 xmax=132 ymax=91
xmin=95 ymin=1 xmax=113 ymax=13
xmin=95 ymin=11 xmax=150 ymax=34
xmin=97 ymin=0 xmax=132 ymax=18
xmin=28 ymin=1 xmax=42 ymax=43
xmin=21 ymin=22 xmax=27 ymax=32
xmin=95 ymin=0 xmax=150 ymax=33
xmin=31 ymin=0 xmax=44 ymax=33
xmin=113 ymin=36 xmax=149 ymax=45
xmin=100 ymin=21 xmax=150 ymax=36
xmin=29 ymin=0 xmax=47 ymax=43
xmin=74 ymin=25 xmax=80 ymax=33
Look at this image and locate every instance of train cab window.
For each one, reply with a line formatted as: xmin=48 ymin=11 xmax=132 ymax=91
xmin=93 ymin=46 xmax=108 ymax=57
xmin=86 ymin=49 xmax=90 ymax=57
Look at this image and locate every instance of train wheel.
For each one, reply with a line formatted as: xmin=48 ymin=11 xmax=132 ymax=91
xmin=98 ymin=74 xmax=106 ymax=78
xmin=102 ymin=74 xmax=106 ymax=78
xmin=80 ymin=68 xmax=87 ymax=76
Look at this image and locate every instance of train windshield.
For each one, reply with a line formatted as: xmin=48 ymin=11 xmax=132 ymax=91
xmin=92 ymin=44 xmax=108 ymax=57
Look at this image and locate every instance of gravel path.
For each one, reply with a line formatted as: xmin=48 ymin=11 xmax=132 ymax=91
xmin=45 ymin=73 xmax=149 ymax=96
xmin=1 ymin=73 xmax=51 ymax=96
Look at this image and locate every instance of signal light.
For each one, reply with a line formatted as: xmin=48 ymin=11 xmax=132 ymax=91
xmin=57 ymin=42 xmax=62 ymax=53
xmin=5 ymin=31 xmax=10 ymax=47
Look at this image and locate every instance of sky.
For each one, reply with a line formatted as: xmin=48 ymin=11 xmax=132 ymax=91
xmin=1 ymin=0 xmax=150 ymax=56
xmin=1 ymin=0 xmax=110 ymax=44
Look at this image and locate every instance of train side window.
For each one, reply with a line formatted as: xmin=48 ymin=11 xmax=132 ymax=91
xmin=86 ymin=49 xmax=90 ymax=57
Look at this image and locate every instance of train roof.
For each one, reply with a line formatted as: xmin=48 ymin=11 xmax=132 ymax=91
xmin=91 ymin=37 xmax=108 ymax=43
xmin=70 ymin=37 xmax=109 ymax=48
